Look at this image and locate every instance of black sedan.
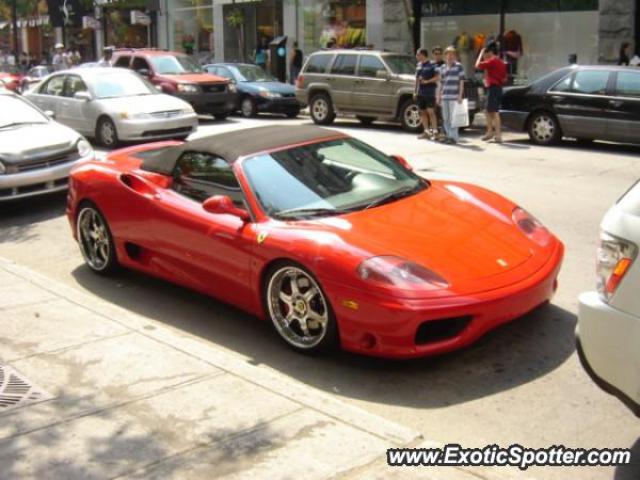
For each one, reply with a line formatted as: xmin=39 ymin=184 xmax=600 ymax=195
xmin=204 ymin=63 xmax=301 ymax=118
xmin=501 ymin=65 xmax=640 ymax=145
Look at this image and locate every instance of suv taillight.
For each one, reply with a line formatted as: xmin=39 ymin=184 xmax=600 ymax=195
xmin=295 ymin=75 xmax=304 ymax=89
xmin=596 ymin=231 xmax=637 ymax=302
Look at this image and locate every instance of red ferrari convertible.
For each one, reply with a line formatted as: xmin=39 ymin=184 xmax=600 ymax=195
xmin=67 ymin=125 xmax=563 ymax=359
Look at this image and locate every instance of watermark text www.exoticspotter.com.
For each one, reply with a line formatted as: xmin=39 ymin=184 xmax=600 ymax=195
xmin=387 ymin=444 xmax=632 ymax=470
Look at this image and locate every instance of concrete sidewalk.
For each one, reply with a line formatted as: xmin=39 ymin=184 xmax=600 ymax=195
xmin=0 ymin=257 xmax=524 ymax=480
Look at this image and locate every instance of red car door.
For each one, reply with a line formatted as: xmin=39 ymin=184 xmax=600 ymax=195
xmin=150 ymin=151 xmax=255 ymax=306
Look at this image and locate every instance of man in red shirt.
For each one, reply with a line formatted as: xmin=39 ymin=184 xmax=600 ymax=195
xmin=476 ymin=44 xmax=507 ymax=143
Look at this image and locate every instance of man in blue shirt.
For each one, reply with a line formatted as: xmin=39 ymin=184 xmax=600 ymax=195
xmin=414 ymin=48 xmax=439 ymax=140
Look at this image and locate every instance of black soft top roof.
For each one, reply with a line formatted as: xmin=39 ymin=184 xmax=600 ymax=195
xmin=141 ymin=125 xmax=345 ymax=175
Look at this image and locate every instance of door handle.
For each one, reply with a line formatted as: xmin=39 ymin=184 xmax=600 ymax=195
xmin=608 ymin=99 xmax=624 ymax=107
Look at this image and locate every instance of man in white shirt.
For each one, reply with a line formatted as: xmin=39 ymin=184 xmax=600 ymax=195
xmin=97 ymin=46 xmax=115 ymax=67
xmin=52 ymin=43 xmax=67 ymax=71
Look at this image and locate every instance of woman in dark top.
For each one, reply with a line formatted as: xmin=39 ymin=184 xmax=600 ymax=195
xmin=619 ymin=42 xmax=631 ymax=66
xmin=290 ymin=41 xmax=303 ymax=84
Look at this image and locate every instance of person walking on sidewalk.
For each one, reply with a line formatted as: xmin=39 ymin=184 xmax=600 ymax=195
xmin=414 ymin=48 xmax=440 ymax=140
xmin=290 ymin=41 xmax=303 ymax=84
xmin=438 ymin=46 xmax=465 ymax=145
xmin=476 ymin=43 xmax=507 ymax=143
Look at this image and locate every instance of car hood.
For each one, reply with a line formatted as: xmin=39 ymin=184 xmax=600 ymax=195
xmin=159 ymin=73 xmax=227 ymax=84
xmin=298 ymin=182 xmax=545 ymax=293
xmin=99 ymin=94 xmax=191 ymax=113
xmin=241 ymin=81 xmax=295 ymax=94
xmin=0 ymin=121 xmax=80 ymax=164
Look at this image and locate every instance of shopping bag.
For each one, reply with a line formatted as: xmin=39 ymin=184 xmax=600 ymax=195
xmin=452 ymin=99 xmax=469 ymax=128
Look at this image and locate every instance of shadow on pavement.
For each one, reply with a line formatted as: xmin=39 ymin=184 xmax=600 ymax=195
xmin=72 ymin=264 xmax=576 ymax=409
xmin=614 ymin=437 xmax=640 ymax=480
xmin=0 ymin=192 xmax=66 ymax=244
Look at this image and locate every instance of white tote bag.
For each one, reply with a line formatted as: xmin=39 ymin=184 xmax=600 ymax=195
xmin=451 ymin=99 xmax=469 ymax=128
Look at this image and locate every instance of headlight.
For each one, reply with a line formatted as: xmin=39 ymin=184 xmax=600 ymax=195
xmin=259 ymin=91 xmax=282 ymax=99
xmin=512 ymin=207 xmax=551 ymax=246
xmin=357 ymin=256 xmax=448 ymax=290
xmin=181 ymin=108 xmax=195 ymax=115
xmin=77 ymin=139 xmax=93 ymax=157
xmin=596 ymin=231 xmax=637 ymax=303
xmin=228 ymin=83 xmax=237 ymax=93
xmin=177 ymin=83 xmax=200 ymax=93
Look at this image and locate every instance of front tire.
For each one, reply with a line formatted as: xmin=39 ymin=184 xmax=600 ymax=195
xmin=528 ymin=111 xmax=561 ymax=145
xmin=76 ymin=203 xmax=118 ymax=275
xmin=265 ymin=262 xmax=338 ymax=354
xmin=96 ymin=117 xmax=119 ymax=148
xmin=240 ymin=97 xmax=257 ymax=118
xmin=399 ymin=98 xmax=422 ymax=133
xmin=309 ymin=92 xmax=335 ymax=125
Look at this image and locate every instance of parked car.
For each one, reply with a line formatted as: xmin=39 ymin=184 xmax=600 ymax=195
xmin=204 ymin=63 xmax=301 ymax=118
xmin=25 ymin=67 xmax=198 ymax=148
xmin=501 ymin=65 xmax=640 ymax=145
xmin=0 ymin=90 xmax=93 ymax=201
xmin=295 ymin=49 xmax=481 ymax=132
xmin=112 ymin=48 xmax=237 ymax=119
xmin=20 ymin=65 xmax=51 ymax=93
xmin=67 ymin=125 xmax=563 ymax=358
xmin=0 ymin=66 xmax=24 ymax=93
xmin=577 ymin=180 xmax=640 ymax=416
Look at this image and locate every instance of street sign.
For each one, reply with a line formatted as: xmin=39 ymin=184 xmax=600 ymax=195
xmin=130 ymin=10 xmax=151 ymax=26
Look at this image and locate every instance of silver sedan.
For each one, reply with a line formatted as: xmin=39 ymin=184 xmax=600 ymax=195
xmin=0 ymin=91 xmax=93 ymax=202
xmin=25 ymin=67 xmax=198 ymax=148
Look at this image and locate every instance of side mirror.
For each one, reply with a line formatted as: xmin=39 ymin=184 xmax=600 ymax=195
xmin=203 ymin=195 xmax=250 ymax=222
xmin=44 ymin=110 xmax=56 ymax=119
xmin=137 ymin=68 xmax=150 ymax=77
xmin=376 ymin=69 xmax=390 ymax=80
xmin=74 ymin=91 xmax=91 ymax=101
xmin=391 ymin=154 xmax=413 ymax=171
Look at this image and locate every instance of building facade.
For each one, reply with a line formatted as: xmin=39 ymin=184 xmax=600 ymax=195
xmin=155 ymin=0 xmax=414 ymax=65
xmin=418 ymin=0 xmax=638 ymax=82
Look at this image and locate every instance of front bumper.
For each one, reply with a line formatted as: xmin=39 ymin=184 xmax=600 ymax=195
xmin=173 ymin=91 xmax=237 ymax=114
xmin=0 ymin=154 xmax=93 ymax=201
xmin=117 ymin=114 xmax=198 ymax=141
xmin=256 ymin=96 xmax=301 ymax=113
xmin=576 ymin=291 xmax=640 ymax=416
xmin=500 ymin=110 xmax=529 ymax=132
xmin=323 ymin=242 xmax=563 ymax=359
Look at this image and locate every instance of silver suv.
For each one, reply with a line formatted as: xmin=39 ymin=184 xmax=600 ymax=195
xmin=295 ymin=49 xmax=480 ymax=132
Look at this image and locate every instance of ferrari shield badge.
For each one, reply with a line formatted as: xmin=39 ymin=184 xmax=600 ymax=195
xmin=257 ymin=231 xmax=269 ymax=245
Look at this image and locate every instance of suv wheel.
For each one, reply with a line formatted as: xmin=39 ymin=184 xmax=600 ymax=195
xmin=399 ymin=98 xmax=422 ymax=133
xmin=309 ymin=93 xmax=335 ymax=125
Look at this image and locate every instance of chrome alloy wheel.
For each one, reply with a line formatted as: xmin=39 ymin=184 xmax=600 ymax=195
xmin=404 ymin=103 xmax=421 ymax=129
xmin=100 ymin=121 xmax=116 ymax=146
xmin=531 ymin=114 xmax=556 ymax=143
xmin=241 ymin=98 xmax=254 ymax=117
xmin=312 ymin=98 xmax=329 ymax=121
xmin=77 ymin=207 xmax=111 ymax=271
xmin=267 ymin=266 xmax=329 ymax=349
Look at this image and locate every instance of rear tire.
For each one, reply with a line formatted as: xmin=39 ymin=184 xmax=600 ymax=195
xmin=528 ymin=111 xmax=561 ymax=145
xmin=76 ymin=202 xmax=118 ymax=275
xmin=399 ymin=98 xmax=422 ymax=133
xmin=96 ymin=117 xmax=119 ymax=148
xmin=309 ymin=92 xmax=335 ymax=125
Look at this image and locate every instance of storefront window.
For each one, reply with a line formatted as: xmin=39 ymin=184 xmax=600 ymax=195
xmin=170 ymin=0 xmax=213 ymax=62
xmin=302 ymin=0 xmax=366 ymax=51
xmin=104 ymin=2 xmax=150 ymax=49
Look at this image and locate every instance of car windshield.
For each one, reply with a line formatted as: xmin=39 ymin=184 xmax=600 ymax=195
xmin=242 ymin=138 xmax=427 ymax=220
xmin=92 ymin=72 xmax=157 ymax=98
xmin=150 ymin=55 xmax=203 ymax=75
xmin=232 ymin=65 xmax=275 ymax=82
xmin=0 ymin=95 xmax=47 ymax=128
xmin=384 ymin=55 xmax=416 ymax=75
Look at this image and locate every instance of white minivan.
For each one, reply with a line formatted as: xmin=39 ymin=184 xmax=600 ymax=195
xmin=577 ymin=180 xmax=640 ymax=416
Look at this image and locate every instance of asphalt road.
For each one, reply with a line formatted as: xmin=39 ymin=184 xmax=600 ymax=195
xmin=2 ymin=115 xmax=639 ymax=480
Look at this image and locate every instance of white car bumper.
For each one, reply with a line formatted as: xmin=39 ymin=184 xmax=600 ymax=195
xmin=116 ymin=113 xmax=198 ymax=141
xmin=577 ymin=291 xmax=640 ymax=416
xmin=0 ymin=153 xmax=93 ymax=202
